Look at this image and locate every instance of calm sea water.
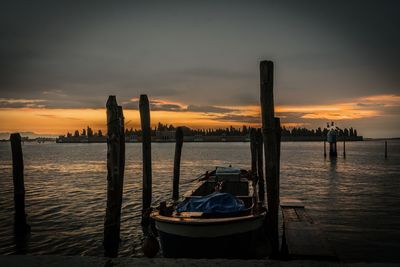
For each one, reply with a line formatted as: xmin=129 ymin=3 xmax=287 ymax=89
xmin=0 ymin=141 xmax=399 ymax=262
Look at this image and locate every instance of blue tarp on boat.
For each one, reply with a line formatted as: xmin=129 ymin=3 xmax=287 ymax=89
xmin=176 ymin=192 xmax=245 ymax=214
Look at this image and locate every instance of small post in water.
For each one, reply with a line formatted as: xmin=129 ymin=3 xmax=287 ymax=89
xmin=324 ymin=141 xmax=326 ymax=158
xmin=104 ymin=96 xmax=125 ymax=257
xmin=385 ymin=140 xmax=388 ymax=159
xmin=343 ymin=140 xmax=346 ymax=158
xmin=327 ymin=126 xmax=337 ymax=158
xmin=172 ymin=127 xmax=184 ymax=202
xmin=10 ymin=133 xmax=29 ymax=235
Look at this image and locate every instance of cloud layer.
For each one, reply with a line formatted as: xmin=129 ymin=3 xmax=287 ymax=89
xmin=1 ymin=1 xmax=399 ymax=137
xmin=1 ymin=94 xmax=399 ymax=137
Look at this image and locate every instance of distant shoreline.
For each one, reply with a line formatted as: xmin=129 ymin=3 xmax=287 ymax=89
xmin=0 ymin=136 xmax=368 ymax=143
xmin=54 ymin=135 xmax=363 ymax=143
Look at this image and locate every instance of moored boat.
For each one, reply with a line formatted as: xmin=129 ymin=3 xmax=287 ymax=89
xmin=151 ymin=166 xmax=267 ymax=258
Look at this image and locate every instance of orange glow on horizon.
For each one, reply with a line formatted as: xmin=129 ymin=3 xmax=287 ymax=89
xmin=0 ymin=108 xmax=259 ymax=135
xmin=277 ymin=103 xmax=381 ymax=120
xmin=359 ymin=94 xmax=400 ymax=104
xmin=281 ymin=122 xmax=309 ymax=128
xmin=0 ymin=94 xmax=398 ymax=135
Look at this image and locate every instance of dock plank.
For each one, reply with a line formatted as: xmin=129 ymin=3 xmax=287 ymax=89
xmin=280 ymin=198 xmax=305 ymax=208
xmin=281 ymin=200 xmax=337 ymax=260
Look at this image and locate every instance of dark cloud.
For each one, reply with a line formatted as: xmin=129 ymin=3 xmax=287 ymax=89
xmin=356 ymin=103 xmax=385 ymax=108
xmin=382 ymin=106 xmax=400 ymax=116
xmin=180 ymin=68 xmax=252 ymax=80
xmin=151 ymin=103 xmax=183 ymax=112
xmin=121 ymin=99 xmax=184 ymax=111
xmin=276 ymin=112 xmax=307 ymax=120
xmin=121 ymin=100 xmax=139 ymax=110
xmin=2 ymin=0 xmax=399 ymax=108
xmin=1 ymin=1 xmax=399 ymax=136
xmin=42 ymin=90 xmax=67 ymax=97
xmin=213 ymin=114 xmax=261 ymax=124
xmin=0 ymin=98 xmax=46 ymax=108
xmin=186 ymin=105 xmax=235 ymax=113
xmin=226 ymin=93 xmax=258 ymax=106
xmin=122 ymin=99 xmax=239 ymax=114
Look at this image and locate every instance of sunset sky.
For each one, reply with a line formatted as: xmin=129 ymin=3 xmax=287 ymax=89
xmin=1 ymin=1 xmax=399 ymax=138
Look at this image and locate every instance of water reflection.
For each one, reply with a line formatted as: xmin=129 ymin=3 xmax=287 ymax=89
xmin=0 ymin=141 xmax=399 ymax=261
xmin=329 ymin=157 xmax=337 ymax=177
xmin=14 ymin=226 xmax=30 ymax=254
xmin=326 ymin=157 xmax=338 ymax=206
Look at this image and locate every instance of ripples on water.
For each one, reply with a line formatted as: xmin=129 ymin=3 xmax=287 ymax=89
xmin=0 ymin=141 xmax=399 ymax=262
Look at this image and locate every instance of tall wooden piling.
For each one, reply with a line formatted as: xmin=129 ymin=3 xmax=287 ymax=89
xmin=10 ymin=133 xmax=29 ymax=234
xmin=172 ymin=127 xmax=184 ymax=201
xmin=324 ymin=141 xmax=326 ymax=158
xmin=139 ymin=94 xmax=152 ymax=233
xmin=259 ymin=60 xmax=280 ymax=255
xmin=256 ymin=128 xmax=265 ymax=203
xmin=104 ymin=96 xmax=125 ymax=257
xmin=275 ymin=117 xmax=281 ymax=200
xmin=385 ymin=140 xmax=387 ymax=159
xmin=250 ymin=128 xmax=257 ymax=178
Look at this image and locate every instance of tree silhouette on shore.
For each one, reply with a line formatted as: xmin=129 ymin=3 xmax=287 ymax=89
xmin=63 ymin=123 xmax=359 ymax=138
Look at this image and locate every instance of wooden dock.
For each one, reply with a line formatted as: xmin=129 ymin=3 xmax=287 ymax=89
xmin=280 ymin=198 xmax=337 ymax=261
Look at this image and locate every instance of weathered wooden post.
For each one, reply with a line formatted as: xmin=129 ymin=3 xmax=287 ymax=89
xmin=259 ymin=60 xmax=280 ymax=256
xmin=10 ymin=133 xmax=29 ymax=234
xmin=139 ymin=94 xmax=152 ymax=230
xmin=385 ymin=140 xmax=388 ymax=159
xmin=256 ymin=128 xmax=265 ymax=203
xmin=275 ymin=117 xmax=281 ymax=187
xmin=324 ymin=141 xmax=326 ymax=158
xmin=250 ymin=128 xmax=257 ymax=178
xmin=172 ymin=127 xmax=184 ymax=202
xmin=104 ymin=96 xmax=125 ymax=257
xmin=343 ymin=140 xmax=346 ymax=158
xmin=250 ymin=128 xmax=258 ymax=202
xmin=140 ymin=94 xmax=160 ymax=258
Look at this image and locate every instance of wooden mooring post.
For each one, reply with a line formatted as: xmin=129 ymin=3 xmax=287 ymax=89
xmin=324 ymin=141 xmax=326 ymax=158
xmin=139 ymin=94 xmax=160 ymax=257
xmin=172 ymin=127 xmax=184 ymax=202
xmin=10 ymin=133 xmax=30 ymax=235
xmin=256 ymin=128 xmax=265 ymax=203
xmin=250 ymin=128 xmax=259 ymax=202
xmin=259 ymin=60 xmax=280 ymax=256
xmin=139 ymin=94 xmax=152 ymax=232
xmin=275 ymin=117 xmax=281 ymax=201
xmin=104 ymin=96 xmax=125 ymax=257
xmin=250 ymin=128 xmax=257 ymax=179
